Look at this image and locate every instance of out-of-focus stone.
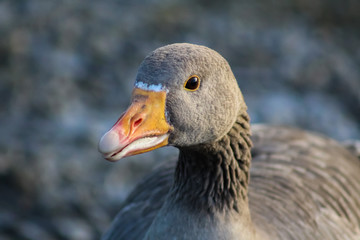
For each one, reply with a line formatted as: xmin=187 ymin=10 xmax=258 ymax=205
xmin=54 ymin=217 xmax=94 ymax=240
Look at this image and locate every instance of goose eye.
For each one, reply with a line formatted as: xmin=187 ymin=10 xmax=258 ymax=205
xmin=184 ymin=75 xmax=200 ymax=91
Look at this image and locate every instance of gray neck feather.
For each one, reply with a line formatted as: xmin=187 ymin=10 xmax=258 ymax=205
xmin=170 ymin=112 xmax=252 ymax=214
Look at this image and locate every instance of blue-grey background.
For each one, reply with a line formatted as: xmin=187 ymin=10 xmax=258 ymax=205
xmin=1 ymin=0 xmax=359 ymax=239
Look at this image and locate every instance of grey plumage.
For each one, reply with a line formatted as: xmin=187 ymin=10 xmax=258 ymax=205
xmin=101 ymin=43 xmax=360 ymax=240
xmin=135 ymin=43 xmax=243 ymax=146
xmin=250 ymin=125 xmax=360 ymax=240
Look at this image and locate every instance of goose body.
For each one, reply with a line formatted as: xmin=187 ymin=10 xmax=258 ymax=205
xmin=98 ymin=43 xmax=360 ymax=240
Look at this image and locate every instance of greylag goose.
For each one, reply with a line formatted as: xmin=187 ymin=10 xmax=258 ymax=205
xmin=98 ymin=43 xmax=360 ymax=240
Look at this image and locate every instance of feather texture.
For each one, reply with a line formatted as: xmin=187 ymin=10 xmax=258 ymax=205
xmin=102 ymin=125 xmax=360 ymax=240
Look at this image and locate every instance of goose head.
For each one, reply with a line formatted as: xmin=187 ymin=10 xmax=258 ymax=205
xmin=98 ymin=43 xmax=245 ymax=161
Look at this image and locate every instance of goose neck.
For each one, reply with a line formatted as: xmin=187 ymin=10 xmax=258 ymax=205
xmin=172 ymin=113 xmax=253 ymax=213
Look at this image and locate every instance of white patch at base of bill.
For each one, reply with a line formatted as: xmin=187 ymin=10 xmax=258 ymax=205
xmin=135 ymin=81 xmax=168 ymax=92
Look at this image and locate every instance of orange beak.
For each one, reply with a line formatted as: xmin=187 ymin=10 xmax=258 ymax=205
xmin=98 ymin=88 xmax=172 ymax=161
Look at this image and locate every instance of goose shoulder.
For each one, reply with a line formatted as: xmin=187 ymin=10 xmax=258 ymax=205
xmin=249 ymin=125 xmax=360 ymax=239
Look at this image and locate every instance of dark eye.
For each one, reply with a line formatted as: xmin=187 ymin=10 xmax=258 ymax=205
xmin=184 ymin=75 xmax=200 ymax=91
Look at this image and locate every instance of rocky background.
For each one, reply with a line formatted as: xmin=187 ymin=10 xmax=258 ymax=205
xmin=1 ymin=0 xmax=359 ymax=239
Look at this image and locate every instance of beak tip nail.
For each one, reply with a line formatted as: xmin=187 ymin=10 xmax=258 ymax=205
xmin=98 ymin=130 xmax=120 ymax=154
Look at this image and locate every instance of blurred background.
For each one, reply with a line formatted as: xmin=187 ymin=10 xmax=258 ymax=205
xmin=1 ymin=0 xmax=359 ymax=239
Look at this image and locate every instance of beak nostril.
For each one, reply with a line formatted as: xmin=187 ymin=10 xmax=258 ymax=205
xmin=133 ymin=118 xmax=143 ymax=128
